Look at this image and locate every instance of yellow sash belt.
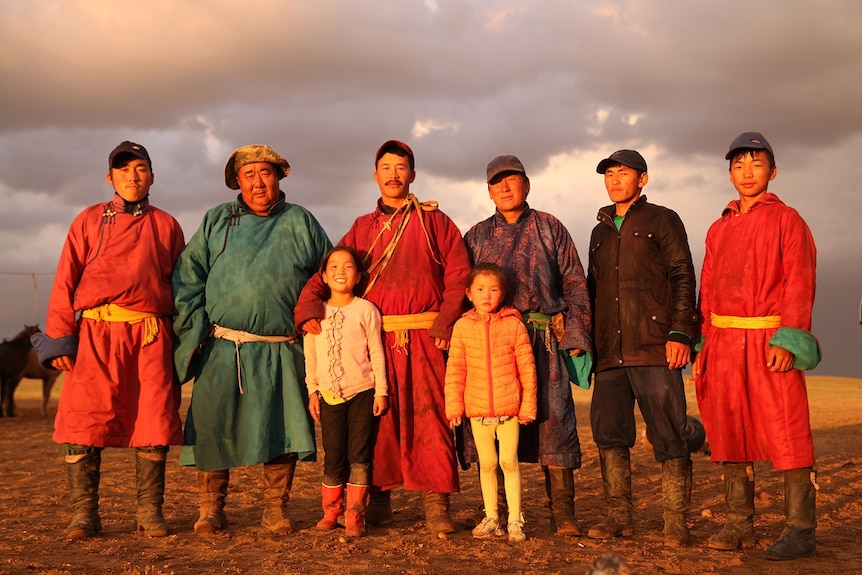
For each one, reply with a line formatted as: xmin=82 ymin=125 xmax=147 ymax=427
xmin=710 ymin=313 xmax=781 ymax=329
xmin=381 ymin=311 xmax=439 ymax=353
xmin=81 ymin=304 xmax=159 ymax=346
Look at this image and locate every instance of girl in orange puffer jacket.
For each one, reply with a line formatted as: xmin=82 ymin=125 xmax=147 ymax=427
xmin=445 ymin=263 xmax=537 ymax=542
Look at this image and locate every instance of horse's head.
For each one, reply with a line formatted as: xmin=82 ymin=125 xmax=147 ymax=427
xmin=12 ymin=325 xmax=40 ymax=342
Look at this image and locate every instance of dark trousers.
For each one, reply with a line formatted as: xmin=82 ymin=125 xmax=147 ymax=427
xmin=590 ymin=366 xmax=689 ymax=461
xmin=320 ymin=388 xmax=375 ymax=485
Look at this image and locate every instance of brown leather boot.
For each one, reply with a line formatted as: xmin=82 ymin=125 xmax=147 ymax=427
xmin=65 ymin=449 xmax=102 ymax=539
xmin=366 ymin=489 xmax=392 ymax=526
xmin=662 ymin=458 xmax=692 ymax=547
xmin=194 ymin=469 xmax=229 ymax=534
xmin=261 ymin=454 xmax=297 ymax=534
xmin=587 ymin=447 xmax=634 ymax=539
xmin=422 ymin=491 xmax=458 ymax=535
xmin=706 ymin=463 xmax=755 ymax=550
xmin=766 ymin=468 xmax=816 ymax=560
xmin=135 ymin=449 xmax=169 ymax=537
xmin=545 ymin=467 xmax=582 ymax=536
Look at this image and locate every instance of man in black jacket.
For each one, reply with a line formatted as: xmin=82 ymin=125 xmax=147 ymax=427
xmin=586 ymin=150 xmax=697 ymax=547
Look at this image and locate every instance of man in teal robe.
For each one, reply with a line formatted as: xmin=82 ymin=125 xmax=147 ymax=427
xmin=173 ymin=144 xmax=331 ymax=535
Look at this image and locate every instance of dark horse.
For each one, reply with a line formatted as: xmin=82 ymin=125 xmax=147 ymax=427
xmin=20 ymin=347 xmax=62 ymax=417
xmin=0 ymin=325 xmax=41 ymax=417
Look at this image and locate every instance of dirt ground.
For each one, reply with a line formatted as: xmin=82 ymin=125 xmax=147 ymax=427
xmin=1 ymin=375 xmax=860 ymax=575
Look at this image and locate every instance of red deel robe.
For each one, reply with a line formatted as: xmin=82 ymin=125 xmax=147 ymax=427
xmin=696 ymin=193 xmax=816 ymax=470
xmin=46 ymin=198 xmax=184 ymax=448
xmin=295 ymin=198 xmax=471 ymax=492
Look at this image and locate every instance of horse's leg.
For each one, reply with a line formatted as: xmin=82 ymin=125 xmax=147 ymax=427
xmin=0 ymin=378 xmax=8 ymax=417
xmin=8 ymin=377 xmax=20 ymax=417
xmin=42 ymin=376 xmax=51 ymax=417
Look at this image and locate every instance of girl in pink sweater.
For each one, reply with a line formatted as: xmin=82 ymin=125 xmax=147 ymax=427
xmin=304 ymin=246 xmax=388 ymax=537
xmin=445 ymin=263 xmax=537 ymax=542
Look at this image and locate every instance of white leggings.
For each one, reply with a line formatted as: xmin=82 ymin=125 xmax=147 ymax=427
xmin=470 ymin=416 xmax=521 ymax=522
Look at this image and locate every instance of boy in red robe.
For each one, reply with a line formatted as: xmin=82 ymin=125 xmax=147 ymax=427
xmin=692 ymin=132 xmax=820 ymax=560
xmin=32 ymin=141 xmax=184 ymax=539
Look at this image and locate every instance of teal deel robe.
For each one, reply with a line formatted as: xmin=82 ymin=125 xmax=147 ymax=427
xmin=173 ymin=194 xmax=331 ymax=470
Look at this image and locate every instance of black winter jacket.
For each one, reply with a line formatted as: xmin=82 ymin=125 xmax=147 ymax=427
xmin=587 ymin=195 xmax=697 ymax=373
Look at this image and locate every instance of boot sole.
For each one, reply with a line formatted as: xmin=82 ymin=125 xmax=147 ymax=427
xmin=766 ymin=549 xmax=815 ymax=561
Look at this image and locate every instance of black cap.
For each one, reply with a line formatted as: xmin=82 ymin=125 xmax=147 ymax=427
xmin=596 ymin=149 xmax=647 ymax=174
xmin=109 ymin=141 xmax=151 ymax=169
xmin=725 ymin=132 xmax=774 ymax=160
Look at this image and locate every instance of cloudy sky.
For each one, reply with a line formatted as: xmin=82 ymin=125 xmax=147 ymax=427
xmin=1 ymin=0 xmax=860 ymax=377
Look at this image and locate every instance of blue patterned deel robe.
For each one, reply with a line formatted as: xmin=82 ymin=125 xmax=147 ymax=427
xmin=463 ymin=205 xmax=592 ymax=468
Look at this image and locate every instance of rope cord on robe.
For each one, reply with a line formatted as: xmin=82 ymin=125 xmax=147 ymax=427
xmin=521 ymin=311 xmax=565 ymax=353
xmin=362 ymin=194 xmax=442 ymax=297
xmin=80 ymin=304 xmax=160 ymax=346
xmin=211 ymin=324 xmax=300 ymax=394
xmin=381 ymin=311 xmax=440 ymax=353
xmin=710 ymin=313 xmax=781 ymax=329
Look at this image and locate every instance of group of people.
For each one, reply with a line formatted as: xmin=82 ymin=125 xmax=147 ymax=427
xmin=31 ymin=130 xmax=819 ymax=562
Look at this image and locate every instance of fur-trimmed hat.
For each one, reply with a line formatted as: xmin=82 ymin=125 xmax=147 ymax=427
xmin=224 ymin=144 xmax=290 ymax=190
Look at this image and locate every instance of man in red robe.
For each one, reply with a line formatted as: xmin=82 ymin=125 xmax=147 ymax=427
xmin=32 ymin=141 xmax=184 ymax=539
xmin=295 ymin=140 xmax=471 ymax=536
xmin=693 ymin=132 xmax=819 ymax=561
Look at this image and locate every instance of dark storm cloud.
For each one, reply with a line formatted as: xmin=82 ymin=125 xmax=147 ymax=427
xmin=1 ymin=0 xmax=860 ymax=375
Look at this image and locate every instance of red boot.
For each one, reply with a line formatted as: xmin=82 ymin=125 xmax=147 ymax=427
xmin=315 ymin=484 xmax=344 ymax=530
xmin=345 ymin=483 xmax=370 ymax=537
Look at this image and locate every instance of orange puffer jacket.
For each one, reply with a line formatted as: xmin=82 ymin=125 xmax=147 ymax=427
xmin=445 ymin=306 xmax=537 ymax=422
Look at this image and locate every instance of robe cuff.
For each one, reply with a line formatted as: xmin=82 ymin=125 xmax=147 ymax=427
xmin=562 ymin=350 xmax=593 ymax=390
xmin=769 ymin=327 xmax=822 ymax=371
xmin=30 ymin=332 xmax=78 ymax=370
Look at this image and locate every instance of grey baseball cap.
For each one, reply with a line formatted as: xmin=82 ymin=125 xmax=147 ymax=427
xmin=725 ymin=132 xmax=774 ymax=160
xmin=486 ymin=155 xmax=527 ymax=183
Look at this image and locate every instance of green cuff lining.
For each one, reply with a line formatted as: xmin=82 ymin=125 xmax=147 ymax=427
xmin=562 ymin=351 xmax=593 ymax=390
xmin=769 ymin=327 xmax=822 ymax=371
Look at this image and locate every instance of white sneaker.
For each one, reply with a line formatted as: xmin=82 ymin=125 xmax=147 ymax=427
xmin=508 ymin=520 xmax=526 ymax=542
xmin=472 ymin=516 xmax=499 ymax=538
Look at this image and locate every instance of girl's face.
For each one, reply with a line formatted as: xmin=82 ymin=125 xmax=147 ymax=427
xmin=322 ymin=249 xmax=360 ymax=296
xmin=466 ymin=272 xmax=504 ymax=315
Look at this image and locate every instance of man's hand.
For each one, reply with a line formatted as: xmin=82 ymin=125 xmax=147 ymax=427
xmin=300 ymin=319 xmax=322 ymax=335
xmin=767 ymin=346 xmax=795 ymax=372
xmin=666 ymin=341 xmax=691 ymax=370
xmin=434 ymin=337 xmax=450 ymax=351
xmin=51 ymin=355 xmax=75 ymax=372
xmin=691 ymin=354 xmax=703 ymax=379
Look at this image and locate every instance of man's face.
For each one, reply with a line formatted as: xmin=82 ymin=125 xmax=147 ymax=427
xmin=487 ymin=172 xmax=529 ymax=215
xmin=729 ymin=150 xmax=776 ymax=201
xmin=106 ymin=158 xmax=153 ymax=203
xmin=374 ymin=152 xmax=415 ymax=207
xmin=603 ymin=165 xmax=647 ymax=214
xmin=237 ymin=162 xmax=281 ymax=215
